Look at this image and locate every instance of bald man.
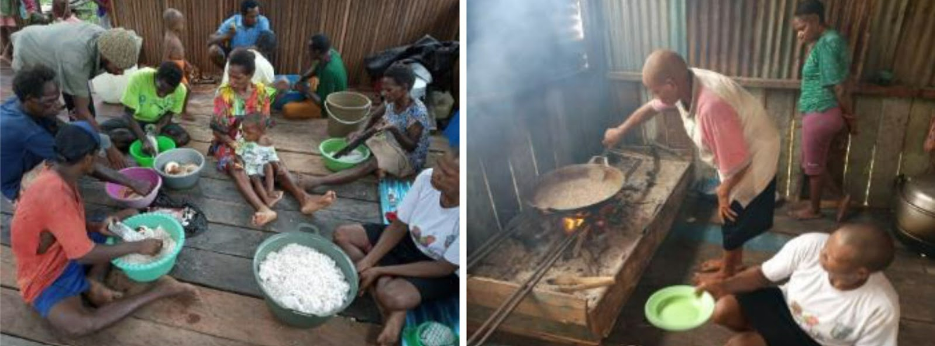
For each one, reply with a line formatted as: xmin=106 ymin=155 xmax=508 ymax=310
xmin=696 ymin=224 xmax=900 ymax=346
xmin=604 ymin=50 xmax=780 ymax=278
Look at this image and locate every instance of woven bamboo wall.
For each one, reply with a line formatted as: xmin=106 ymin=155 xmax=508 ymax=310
xmin=112 ymin=0 xmax=459 ymax=86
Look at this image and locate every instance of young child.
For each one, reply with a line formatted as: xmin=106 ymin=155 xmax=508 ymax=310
xmin=162 ymin=8 xmax=193 ymax=121
xmin=235 ymin=113 xmax=283 ymax=208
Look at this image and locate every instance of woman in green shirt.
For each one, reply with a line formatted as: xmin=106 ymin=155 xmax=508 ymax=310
xmin=101 ymin=62 xmax=191 ymax=156
xmin=789 ymin=0 xmax=855 ymax=221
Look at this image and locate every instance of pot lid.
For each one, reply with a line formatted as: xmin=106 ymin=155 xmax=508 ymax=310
xmin=903 ymin=174 xmax=935 ymax=211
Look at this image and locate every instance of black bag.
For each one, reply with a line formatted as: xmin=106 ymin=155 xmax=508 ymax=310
xmin=146 ymin=192 xmax=209 ymax=238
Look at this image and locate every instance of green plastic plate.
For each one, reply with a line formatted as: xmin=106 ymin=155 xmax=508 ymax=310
xmin=644 ymin=285 xmax=716 ymax=331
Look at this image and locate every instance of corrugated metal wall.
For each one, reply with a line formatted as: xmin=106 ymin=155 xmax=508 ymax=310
xmin=112 ymin=0 xmax=459 ymax=86
xmin=603 ymin=0 xmax=934 ymax=87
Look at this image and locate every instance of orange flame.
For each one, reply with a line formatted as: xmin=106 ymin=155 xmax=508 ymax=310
xmin=562 ymin=217 xmax=585 ymax=234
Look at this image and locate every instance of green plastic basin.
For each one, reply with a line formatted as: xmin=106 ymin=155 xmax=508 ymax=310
xmin=106 ymin=213 xmax=185 ymax=282
xmin=644 ymin=285 xmax=716 ymax=331
xmin=252 ymin=224 xmax=359 ymax=328
xmin=319 ymin=138 xmax=371 ymax=172
xmin=129 ymin=136 xmax=176 ymax=168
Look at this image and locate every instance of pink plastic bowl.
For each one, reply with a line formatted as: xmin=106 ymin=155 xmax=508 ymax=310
xmin=105 ymin=167 xmax=162 ymax=209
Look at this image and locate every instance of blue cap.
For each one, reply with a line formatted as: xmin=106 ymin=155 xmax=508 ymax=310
xmin=70 ymin=120 xmax=101 ymax=146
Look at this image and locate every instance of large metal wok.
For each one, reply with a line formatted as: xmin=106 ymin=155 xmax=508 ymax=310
xmin=527 ymin=156 xmax=626 ymax=212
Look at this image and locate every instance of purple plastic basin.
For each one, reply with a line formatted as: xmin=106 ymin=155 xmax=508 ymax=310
xmin=105 ymin=167 xmax=162 ymax=209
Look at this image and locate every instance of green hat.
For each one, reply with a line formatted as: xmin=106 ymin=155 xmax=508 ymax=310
xmin=97 ymin=28 xmax=142 ymax=70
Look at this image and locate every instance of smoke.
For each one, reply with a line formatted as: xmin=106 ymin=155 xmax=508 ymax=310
xmin=467 ymin=0 xmax=586 ymax=99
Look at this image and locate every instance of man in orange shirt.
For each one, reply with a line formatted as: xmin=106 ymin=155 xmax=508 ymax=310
xmin=11 ymin=122 xmax=195 ymax=337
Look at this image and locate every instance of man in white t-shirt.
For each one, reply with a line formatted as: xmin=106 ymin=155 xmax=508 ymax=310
xmin=332 ymin=150 xmax=459 ymax=346
xmin=696 ymin=224 xmax=899 ymax=346
xmin=220 ymin=31 xmax=277 ymax=87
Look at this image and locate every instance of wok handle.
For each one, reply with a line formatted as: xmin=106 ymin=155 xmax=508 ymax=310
xmin=297 ymin=223 xmax=322 ymax=235
xmin=588 ymin=155 xmax=610 ymax=167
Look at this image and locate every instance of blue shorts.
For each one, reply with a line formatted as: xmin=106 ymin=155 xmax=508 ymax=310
xmin=32 ymin=232 xmax=107 ymax=317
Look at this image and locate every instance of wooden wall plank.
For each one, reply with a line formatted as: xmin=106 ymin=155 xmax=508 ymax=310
xmin=867 ymin=98 xmax=913 ymax=206
xmin=844 ymin=97 xmax=884 ymax=204
xmin=466 ymin=155 xmax=502 ymax=253
xmin=764 ymin=89 xmax=796 ymax=198
xmin=899 ymin=99 xmax=935 ymax=176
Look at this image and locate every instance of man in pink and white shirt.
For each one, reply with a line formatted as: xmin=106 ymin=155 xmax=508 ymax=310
xmin=604 ymin=50 xmax=780 ymax=278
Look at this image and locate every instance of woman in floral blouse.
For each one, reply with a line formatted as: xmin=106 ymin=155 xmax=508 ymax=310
xmin=210 ymin=49 xmax=335 ymax=227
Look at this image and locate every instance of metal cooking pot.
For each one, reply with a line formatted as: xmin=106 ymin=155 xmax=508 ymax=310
xmin=894 ymin=174 xmax=935 ymax=255
xmin=526 ymin=156 xmax=625 ymax=213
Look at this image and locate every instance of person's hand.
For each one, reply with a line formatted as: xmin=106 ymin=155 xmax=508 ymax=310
xmin=346 ymin=130 xmax=364 ymax=144
xmin=356 ymin=257 xmax=375 ymax=274
xmin=142 ymin=139 xmax=157 ymax=157
xmin=842 ymin=112 xmax=858 ymax=135
xmin=96 ymin=216 xmax=120 ymax=237
xmin=106 ymin=147 xmax=128 ymax=170
xmin=358 ymin=267 xmax=383 ymax=296
xmin=694 ymin=276 xmax=727 ymax=298
xmin=136 ymin=238 xmax=164 ymax=256
xmin=294 ymin=81 xmax=309 ymax=94
xmin=274 ymin=78 xmax=290 ymax=92
xmin=128 ymin=179 xmax=153 ymax=197
xmin=227 ymin=22 xmax=237 ymax=35
xmin=717 ymin=186 xmax=738 ymax=223
xmin=602 ymin=128 xmax=623 ymax=148
xmin=376 ymin=120 xmax=395 ymax=133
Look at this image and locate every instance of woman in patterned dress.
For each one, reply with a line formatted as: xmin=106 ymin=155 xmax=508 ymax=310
xmin=210 ymin=49 xmax=335 ymax=227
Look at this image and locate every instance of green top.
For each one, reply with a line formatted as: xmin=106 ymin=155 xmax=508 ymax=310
xmin=798 ymin=29 xmax=850 ymax=113
xmin=121 ymin=68 xmax=188 ymax=123
xmin=315 ymin=49 xmax=348 ymax=102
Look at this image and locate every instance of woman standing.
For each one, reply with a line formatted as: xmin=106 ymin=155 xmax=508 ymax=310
xmin=209 ymin=49 xmax=335 ymax=227
xmin=789 ymin=0 xmax=855 ymax=222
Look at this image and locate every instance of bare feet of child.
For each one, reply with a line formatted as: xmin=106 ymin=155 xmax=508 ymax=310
xmin=252 ymin=208 xmax=278 ymax=227
xmin=376 ymin=311 xmax=406 ymax=346
xmin=266 ymin=190 xmax=284 ymax=208
xmin=86 ymin=279 xmax=124 ymax=306
xmin=300 ymin=191 xmax=337 ymax=215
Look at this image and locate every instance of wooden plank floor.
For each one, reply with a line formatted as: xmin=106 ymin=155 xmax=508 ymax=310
xmin=0 ymin=65 xmax=450 ymax=345
xmin=486 ymin=196 xmax=935 ymax=345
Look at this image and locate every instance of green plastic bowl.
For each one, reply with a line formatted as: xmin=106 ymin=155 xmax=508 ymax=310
xmin=644 ymin=285 xmax=716 ymax=331
xmin=252 ymin=224 xmax=359 ymax=328
xmin=129 ymin=136 xmax=176 ymax=168
xmin=106 ymin=213 xmax=185 ymax=282
xmin=319 ymin=138 xmax=371 ymax=172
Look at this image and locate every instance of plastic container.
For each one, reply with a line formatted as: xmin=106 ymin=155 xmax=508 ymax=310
xmin=106 ymin=213 xmax=185 ymax=282
xmin=153 ymin=148 xmax=205 ymax=190
xmin=319 ymin=138 xmax=371 ymax=172
xmin=105 ymin=167 xmax=162 ymax=209
xmin=324 ymin=91 xmax=371 ymax=138
xmin=644 ymin=285 xmax=715 ymax=331
xmin=252 ymin=224 xmax=359 ymax=328
xmin=129 ymin=136 xmax=176 ymax=168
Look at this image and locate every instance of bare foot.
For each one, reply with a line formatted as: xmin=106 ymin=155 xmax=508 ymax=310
xmin=301 ymin=191 xmax=337 ymax=215
xmin=788 ymin=207 xmax=823 ymax=220
xmin=266 ymin=190 xmax=284 ymax=208
xmin=376 ymin=311 xmax=406 ymax=346
xmin=86 ymin=279 xmax=124 ymax=306
xmin=252 ymin=209 xmax=278 ymax=227
xmin=836 ymin=194 xmax=851 ymax=223
xmin=152 ymin=276 xmax=198 ymax=300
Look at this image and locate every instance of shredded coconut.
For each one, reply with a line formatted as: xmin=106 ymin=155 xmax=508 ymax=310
xmin=118 ymin=225 xmax=177 ymax=265
xmin=327 ymin=150 xmax=366 ymax=163
xmin=258 ymin=243 xmax=350 ymax=315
